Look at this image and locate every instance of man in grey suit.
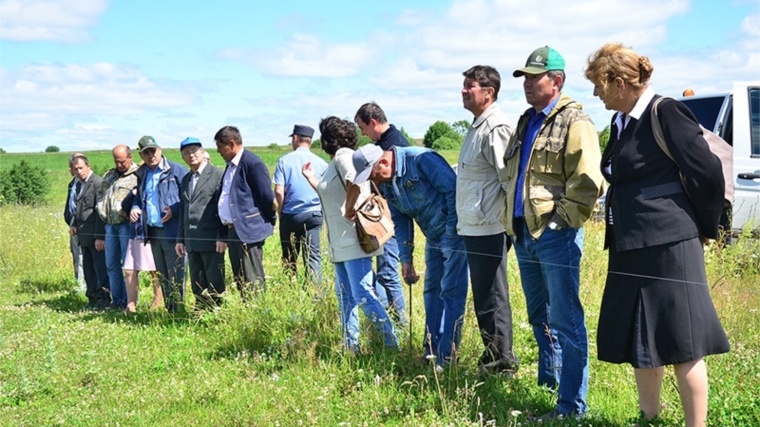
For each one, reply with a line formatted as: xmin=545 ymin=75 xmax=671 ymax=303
xmin=65 ymin=154 xmax=110 ymax=309
xmin=175 ymin=137 xmax=226 ymax=310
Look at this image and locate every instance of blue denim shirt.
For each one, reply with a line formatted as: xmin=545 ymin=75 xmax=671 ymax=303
xmin=378 ymin=146 xmax=458 ymax=263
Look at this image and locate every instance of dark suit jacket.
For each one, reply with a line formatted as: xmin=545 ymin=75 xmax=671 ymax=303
xmin=601 ymin=95 xmax=724 ymax=251
xmin=219 ymin=149 xmax=276 ymax=244
xmin=178 ymin=163 xmax=224 ymax=253
xmin=64 ymin=177 xmax=77 ymax=227
xmin=67 ymin=172 xmax=106 ymax=247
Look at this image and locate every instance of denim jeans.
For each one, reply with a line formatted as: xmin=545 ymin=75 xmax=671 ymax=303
xmin=375 ymin=236 xmax=408 ymax=326
xmin=512 ymin=219 xmax=588 ymax=415
xmin=105 ymin=223 xmax=131 ymax=308
xmin=279 ymin=211 xmax=323 ymax=286
xmin=422 ymin=233 xmax=469 ymax=363
xmin=334 ymin=257 xmax=399 ymax=350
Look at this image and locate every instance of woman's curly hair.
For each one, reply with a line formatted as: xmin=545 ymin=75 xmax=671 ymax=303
xmin=319 ymin=116 xmax=359 ymax=155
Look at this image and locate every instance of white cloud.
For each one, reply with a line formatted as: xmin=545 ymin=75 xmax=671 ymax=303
xmin=0 ymin=62 xmax=197 ymax=152
xmin=0 ymin=0 xmax=109 ymax=43
xmin=218 ymin=34 xmax=372 ymax=78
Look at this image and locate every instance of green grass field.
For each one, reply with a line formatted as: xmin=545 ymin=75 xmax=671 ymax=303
xmin=0 ymin=150 xmax=758 ymax=426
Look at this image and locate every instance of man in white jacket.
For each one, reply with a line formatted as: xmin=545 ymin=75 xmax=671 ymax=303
xmin=456 ymin=65 xmax=518 ymax=374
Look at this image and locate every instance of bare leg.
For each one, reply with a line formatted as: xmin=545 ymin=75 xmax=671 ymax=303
xmin=634 ymin=366 xmax=664 ymax=420
xmin=124 ymin=269 xmax=139 ymax=313
xmin=674 ymin=359 xmax=708 ymax=427
xmin=150 ymin=271 xmax=163 ymax=310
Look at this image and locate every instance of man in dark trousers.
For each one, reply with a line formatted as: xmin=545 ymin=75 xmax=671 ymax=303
xmin=175 ymin=137 xmax=226 ymax=310
xmin=354 ymin=102 xmax=408 ymax=326
xmin=66 ymin=154 xmax=110 ymax=309
xmin=129 ymin=135 xmax=189 ymax=312
xmin=215 ymin=126 xmax=276 ymax=300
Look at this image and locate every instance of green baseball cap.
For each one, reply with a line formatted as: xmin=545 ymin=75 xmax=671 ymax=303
xmin=138 ymin=135 xmax=159 ymax=152
xmin=513 ymin=46 xmax=565 ymax=77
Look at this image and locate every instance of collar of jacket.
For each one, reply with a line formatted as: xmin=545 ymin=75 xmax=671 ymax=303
xmin=471 ymin=102 xmax=503 ymax=129
xmin=516 ymin=93 xmax=580 ymax=133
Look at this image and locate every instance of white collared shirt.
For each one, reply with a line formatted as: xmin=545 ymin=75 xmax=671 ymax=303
xmin=218 ymin=149 xmax=244 ymax=224
xmin=616 ymin=86 xmax=655 ymax=138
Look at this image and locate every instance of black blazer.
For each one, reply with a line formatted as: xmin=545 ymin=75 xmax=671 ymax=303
xmin=218 ymin=149 xmax=276 ymax=244
xmin=68 ymin=173 xmax=106 ymax=247
xmin=601 ymin=95 xmax=724 ymax=251
xmin=177 ymin=163 xmax=224 ymax=253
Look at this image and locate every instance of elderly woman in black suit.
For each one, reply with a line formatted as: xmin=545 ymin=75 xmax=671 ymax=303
xmin=585 ymin=43 xmax=729 ymax=427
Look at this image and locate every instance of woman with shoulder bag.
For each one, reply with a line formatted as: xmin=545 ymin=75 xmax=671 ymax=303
xmin=302 ymin=116 xmax=399 ymax=351
xmin=585 ymin=42 xmax=729 ymax=427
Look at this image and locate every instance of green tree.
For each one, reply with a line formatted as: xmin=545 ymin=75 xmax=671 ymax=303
xmin=451 ymin=119 xmax=471 ymax=136
xmin=0 ymin=147 xmax=6 ymax=154
xmin=399 ymin=127 xmax=416 ymax=145
xmin=312 ymin=138 xmax=321 ymax=149
xmin=423 ymin=121 xmax=461 ymax=149
xmin=45 ymin=145 xmax=60 ymax=153
xmin=432 ymin=136 xmax=461 ymax=151
xmin=598 ymin=125 xmax=610 ymax=152
xmin=0 ymin=160 xmax=50 ymax=205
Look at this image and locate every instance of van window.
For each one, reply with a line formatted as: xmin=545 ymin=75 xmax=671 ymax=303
xmin=750 ymin=88 xmax=760 ymax=156
xmin=681 ymin=96 xmax=725 ymax=132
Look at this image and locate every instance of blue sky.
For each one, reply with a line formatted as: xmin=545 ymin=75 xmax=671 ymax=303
xmin=1 ymin=0 xmax=758 ymax=153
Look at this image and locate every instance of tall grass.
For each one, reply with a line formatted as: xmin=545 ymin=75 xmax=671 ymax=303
xmin=0 ymin=150 xmax=758 ymax=426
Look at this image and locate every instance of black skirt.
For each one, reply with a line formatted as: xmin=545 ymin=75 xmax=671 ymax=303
xmin=597 ymin=234 xmax=730 ymax=368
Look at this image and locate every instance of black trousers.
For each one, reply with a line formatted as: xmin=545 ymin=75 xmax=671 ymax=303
xmin=227 ymin=226 xmax=265 ymax=300
xmin=81 ymin=244 xmax=110 ymax=304
xmin=148 ymin=226 xmax=185 ymax=312
xmin=463 ymin=233 xmax=517 ymax=364
xmin=187 ymin=250 xmax=226 ymax=308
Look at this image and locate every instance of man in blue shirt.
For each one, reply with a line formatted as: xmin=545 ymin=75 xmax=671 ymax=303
xmin=353 ymin=144 xmax=468 ymax=369
xmin=273 ymin=125 xmax=328 ymax=286
xmin=130 ymin=135 xmax=189 ymax=312
xmin=354 ymin=102 xmax=408 ymax=326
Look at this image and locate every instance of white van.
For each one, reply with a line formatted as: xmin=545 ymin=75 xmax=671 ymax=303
xmin=679 ymin=82 xmax=760 ymax=234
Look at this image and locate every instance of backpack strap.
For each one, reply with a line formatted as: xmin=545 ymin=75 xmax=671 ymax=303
xmin=650 ymin=96 xmax=675 ymax=162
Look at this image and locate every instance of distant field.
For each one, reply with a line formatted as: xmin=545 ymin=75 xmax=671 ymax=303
xmin=0 ymin=146 xmax=458 ymax=205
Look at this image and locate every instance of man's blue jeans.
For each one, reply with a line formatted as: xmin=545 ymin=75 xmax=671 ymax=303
xmin=512 ymin=219 xmax=589 ymax=415
xmin=423 ymin=234 xmax=469 ymax=363
xmin=375 ymin=236 xmax=407 ymax=326
xmin=334 ymin=257 xmax=399 ymax=350
xmin=105 ymin=223 xmax=131 ymax=308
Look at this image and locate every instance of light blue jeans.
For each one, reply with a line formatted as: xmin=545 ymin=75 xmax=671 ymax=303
xmin=105 ymin=223 xmax=131 ymax=308
xmin=422 ymin=234 xmax=469 ymax=364
xmin=375 ymin=236 xmax=408 ymax=326
xmin=334 ymin=257 xmax=399 ymax=350
xmin=512 ymin=219 xmax=589 ymax=415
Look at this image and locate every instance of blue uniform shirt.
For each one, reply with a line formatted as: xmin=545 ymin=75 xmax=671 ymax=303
xmin=273 ymin=147 xmax=328 ymax=214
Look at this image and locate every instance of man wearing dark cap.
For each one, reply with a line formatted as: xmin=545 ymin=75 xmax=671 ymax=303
xmin=503 ymin=46 xmax=603 ymax=421
xmin=175 ymin=137 xmax=226 ymax=309
xmin=129 ymin=135 xmax=189 ymax=312
xmin=215 ymin=126 xmax=276 ymax=299
xmin=273 ymin=125 xmax=328 ymax=286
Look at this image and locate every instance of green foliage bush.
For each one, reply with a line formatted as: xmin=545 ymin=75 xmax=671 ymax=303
xmin=598 ymin=125 xmax=610 ymax=152
xmin=0 ymin=160 xmax=50 ymax=205
xmin=399 ymin=127 xmax=415 ymax=145
xmin=357 ymin=134 xmax=373 ymax=147
xmin=423 ymin=121 xmax=460 ymax=148
xmin=267 ymin=143 xmax=281 ymax=149
xmin=44 ymin=145 xmax=60 ymax=153
xmin=431 ymin=136 xmax=461 ymax=151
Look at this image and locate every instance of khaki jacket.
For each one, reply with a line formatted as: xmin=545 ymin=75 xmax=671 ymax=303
xmin=97 ymin=163 xmax=139 ymax=225
xmin=456 ymin=103 xmax=514 ymax=236
xmin=502 ymin=94 xmax=604 ymax=239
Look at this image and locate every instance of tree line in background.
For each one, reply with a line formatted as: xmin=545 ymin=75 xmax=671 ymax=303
xmin=0 ymin=123 xmax=610 ymax=206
